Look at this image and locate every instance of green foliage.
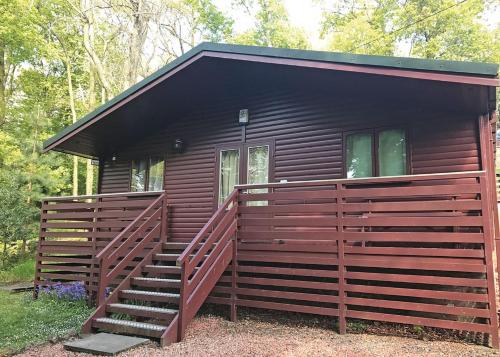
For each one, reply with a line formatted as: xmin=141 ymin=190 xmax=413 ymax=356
xmin=0 ymin=175 xmax=37 ymax=265
xmin=232 ymin=0 xmax=310 ymax=49
xmin=0 ymin=258 xmax=35 ymax=284
xmin=320 ymin=0 xmax=499 ymax=64
xmin=0 ymin=291 xmax=92 ymax=355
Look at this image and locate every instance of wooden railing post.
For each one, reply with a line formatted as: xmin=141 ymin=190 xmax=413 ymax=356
xmin=96 ymin=258 xmax=107 ymax=306
xmin=479 ymin=174 xmax=500 ymax=348
xmin=160 ymin=192 xmax=168 ymax=242
xmin=178 ymin=261 xmax=188 ymax=342
xmin=89 ymin=196 xmax=100 ymax=304
xmin=230 ymin=192 xmax=239 ymax=322
xmin=337 ymin=183 xmax=346 ymax=334
xmin=33 ymin=200 xmax=48 ymax=299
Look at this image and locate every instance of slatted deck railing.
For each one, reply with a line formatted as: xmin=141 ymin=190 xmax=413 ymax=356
xmin=206 ymin=170 xmax=499 ymax=346
xmin=34 ymin=191 xmax=164 ymax=297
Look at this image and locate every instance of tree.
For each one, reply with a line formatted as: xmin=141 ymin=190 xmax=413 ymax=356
xmin=232 ymin=0 xmax=310 ymax=49
xmin=0 ymin=0 xmax=43 ymax=126
xmin=0 ymin=175 xmax=37 ymax=263
xmin=320 ymin=0 xmax=499 ymax=64
xmin=157 ymin=0 xmax=234 ymax=58
xmin=320 ymin=0 xmax=398 ymax=55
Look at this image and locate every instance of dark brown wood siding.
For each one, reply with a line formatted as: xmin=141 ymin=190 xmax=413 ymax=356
xmin=99 ymin=85 xmax=480 ymax=242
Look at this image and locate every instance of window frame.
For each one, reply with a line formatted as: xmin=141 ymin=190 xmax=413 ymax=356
xmin=343 ymin=126 xmax=410 ymax=178
xmin=129 ymin=156 xmax=166 ymax=192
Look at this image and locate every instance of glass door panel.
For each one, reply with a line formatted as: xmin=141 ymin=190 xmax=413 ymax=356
xmin=247 ymin=145 xmax=269 ymax=206
xmin=218 ymin=149 xmax=240 ymax=205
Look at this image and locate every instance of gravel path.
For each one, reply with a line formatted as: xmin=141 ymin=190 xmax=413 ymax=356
xmin=17 ymin=316 xmax=499 ymax=357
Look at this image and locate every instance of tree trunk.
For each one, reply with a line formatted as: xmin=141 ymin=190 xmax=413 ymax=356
xmin=65 ymin=58 xmax=79 ymax=196
xmin=0 ymin=42 xmax=6 ymax=126
xmin=127 ymin=0 xmax=149 ymax=87
xmin=85 ymin=6 xmax=96 ymax=196
xmin=81 ymin=0 xmax=113 ymax=99
xmin=3 ymin=240 xmax=7 ymax=266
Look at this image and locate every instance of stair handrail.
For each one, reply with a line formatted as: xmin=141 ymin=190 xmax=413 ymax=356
xmin=177 ymin=189 xmax=238 ymax=266
xmin=95 ymin=192 xmax=167 ymax=305
xmin=173 ymin=189 xmax=239 ymax=342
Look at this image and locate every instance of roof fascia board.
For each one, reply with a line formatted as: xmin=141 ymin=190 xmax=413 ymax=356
xmin=202 ymin=43 xmax=499 ymax=77
xmin=203 ymin=50 xmax=500 ymax=87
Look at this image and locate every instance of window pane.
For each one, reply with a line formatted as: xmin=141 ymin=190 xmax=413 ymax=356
xmin=378 ymin=129 xmax=406 ymax=176
xmin=131 ymin=159 xmax=147 ymax=192
xmin=247 ymin=146 xmax=269 ymax=185
xmin=219 ymin=149 xmax=239 ymax=205
xmin=148 ymin=158 xmax=164 ymax=191
xmin=346 ymin=133 xmax=373 ymax=178
xmin=247 ymin=145 xmax=269 ymax=206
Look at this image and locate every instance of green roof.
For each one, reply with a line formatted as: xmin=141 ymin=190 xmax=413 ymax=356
xmin=44 ymin=42 xmax=499 ymax=151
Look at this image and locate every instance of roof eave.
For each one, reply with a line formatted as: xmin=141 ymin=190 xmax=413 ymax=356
xmin=43 ymin=42 xmax=499 ymax=154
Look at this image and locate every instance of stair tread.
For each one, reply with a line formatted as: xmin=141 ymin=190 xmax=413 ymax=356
xmin=144 ymin=264 xmax=199 ymax=270
xmin=121 ymin=289 xmax=180 ymax=297
xmin=94 ymin=317 xmax=166 ymax=331
xmin=145 ymin=264 xmax=179 ymax=269
xmin=133 ymin=277 xmax=180 ymax=282
xmin=108 ymin=303 xmax=178 ymax=314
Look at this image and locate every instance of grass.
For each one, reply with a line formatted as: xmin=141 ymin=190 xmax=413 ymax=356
xmin=0 ymin=259 xmax=35 ymax=284
xmin=0 ymin=291 xmax=93 ymax=356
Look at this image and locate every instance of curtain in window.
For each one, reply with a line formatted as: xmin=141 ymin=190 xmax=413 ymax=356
xmin=219 ymin=149 xmax=239 ymax=205
xmin=346 ymin=133 xmax=373 ymax=178
xmin=131 ymin=159 xmax=147 ymax=192
xmin=378 ymin=129 xmax=406 ymax=176
xmin=148 ymin=158 xmax=164 ymax=191
xmin=247 ymin=146 xmax=269 ymax=206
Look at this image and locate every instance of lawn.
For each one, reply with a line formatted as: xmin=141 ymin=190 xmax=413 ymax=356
xmin=0 ymin=259 xmax=35 ymax=284
xmin=0 ymin=291 xmax=93 ymax=356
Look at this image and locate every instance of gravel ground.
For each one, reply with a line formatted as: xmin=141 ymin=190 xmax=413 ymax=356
xmin=16 ymin=315 xmax=499 ymax=357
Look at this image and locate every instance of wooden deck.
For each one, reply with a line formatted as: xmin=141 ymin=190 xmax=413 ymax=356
xmin=34 ymin=170 xmax=500 ymax=346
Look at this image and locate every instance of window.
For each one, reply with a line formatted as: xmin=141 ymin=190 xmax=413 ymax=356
xmin=131 ymin=157 xmax=165 ymax=192
xmin=346 ymin=128 xmax=406 ymax=178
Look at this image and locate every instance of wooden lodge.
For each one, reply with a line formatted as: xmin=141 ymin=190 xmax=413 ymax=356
xmin=34 ymin=43 xmax=500 ymax=346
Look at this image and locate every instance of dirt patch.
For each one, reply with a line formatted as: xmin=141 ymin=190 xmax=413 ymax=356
xmin=17 ymin=315 xmax=499 ymax=357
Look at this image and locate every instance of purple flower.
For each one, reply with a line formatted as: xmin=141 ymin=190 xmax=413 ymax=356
xmin=39 ymin=281 xmax=87 ymax=301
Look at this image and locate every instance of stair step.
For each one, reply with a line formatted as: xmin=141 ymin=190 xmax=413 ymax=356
xmin=163 ymin=242 xmax=189 ymax=250
xmin=162 ymin=242 xmax=217 ymax=251
xmin=143 ymin=265 xmax=181 ymax=275
xmin=153 ymin=253 xmax=180 ymax=261
xmin=120 ymin=289 xmax=180 ymax=303
xmin=132 ymin=277 xmax=181 ymax=288
xmin=107 ymin=303 xmax=177 ymax=320
xmin=93 ymin=317 xmax=166 ymax=338
xmin=154 ymin=253 xmax=209 ymax=262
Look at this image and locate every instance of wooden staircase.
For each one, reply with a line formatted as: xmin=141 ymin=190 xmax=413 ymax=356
xmin=82 ymin=191 xmax=238 ymax=346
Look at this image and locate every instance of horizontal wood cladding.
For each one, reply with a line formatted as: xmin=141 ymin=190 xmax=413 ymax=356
xmin=412 ymin=119 xmax=480 ymax=174
xmin=99 ymin=83 xmax=480 ymax=242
